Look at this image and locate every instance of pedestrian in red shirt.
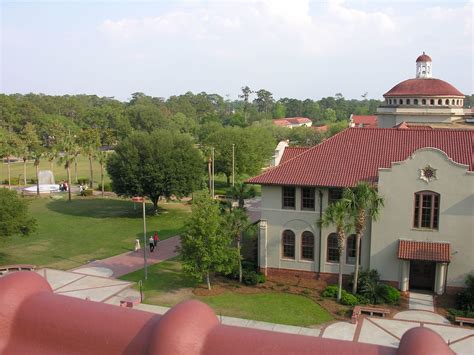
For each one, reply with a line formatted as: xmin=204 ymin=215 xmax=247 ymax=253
xmin=153 ymin=232 xmax=159 ymax=248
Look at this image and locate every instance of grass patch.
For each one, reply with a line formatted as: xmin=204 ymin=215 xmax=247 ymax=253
xmin=201 ymin=292 xmax=332 ymax=326
xmin=120 ymin=259 xmax=333 ymax=326
xmin=0 ymin=198 xmax=189 ymax=269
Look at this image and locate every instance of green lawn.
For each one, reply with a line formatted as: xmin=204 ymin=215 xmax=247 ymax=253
xmin=120 ymin=259 xmax=333 ymax=327
xmin=0 ymin=198 xmax=189 ymax=269
xmin=1 ymin=154 xmax=110 ymax=186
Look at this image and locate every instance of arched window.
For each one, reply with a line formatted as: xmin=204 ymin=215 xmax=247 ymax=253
xmin=407 ymin=99 xmax=411 ymax=105
xmin=282 ymin=230 xmax=295 ymax=259
xmin=414 ymin=99 xmax=419 ymax=105
xmin=445 ymin=99 xmax=449 ymax=105
xmin=414 ymin=191 xmax=440 ymax=229
xmin=430 ymin=99 xmax=434 ymax=105
xmin=327 ymin=233 xmax=339 ymax=263
xmin=399 ymin=99 xmax=403 ymax=105
xmin=438 ymin=99 xmax=442 ymax=105
xmin=451 ymin=99 xmax=455 ymax=105
xmin=422 ymin=99 xmax=426 ymax=105
xmin=456 ymin=99 xmax=459 ymax=105
xmin=301 ymin=231 xmax=315 ymax=260
xmin=346 ymin=234 xmax=361 ymax=265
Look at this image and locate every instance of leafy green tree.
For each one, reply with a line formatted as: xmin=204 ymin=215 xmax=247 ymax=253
xmin=343 ymin=182 xmax=384 ymax=294
xmin=2 ymin=131 xmax=23 ymax=188
xmin=30 ymin=147 xmax=45 ymax=196
xmin=319 ymin=200 xmax=352 ymax=302
xmin=253 ymin=89 xmax=274 ymax=113
xmin=272 ymin=102 xmax=286 ymax=119
xmin=20 ymin=122 xmax=41 ymax=185
xmin=179 ymin=192 xmax=238 ymax=290
xmin=0 ymin=188 xmax=37 ymax=236
xmin=107 ymin=130 xmax=203 ymax=212
xmin=323 ymin=108 xmax=337 ymax=122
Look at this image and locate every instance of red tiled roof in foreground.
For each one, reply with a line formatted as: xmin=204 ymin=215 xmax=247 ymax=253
xmin=351 ymin=115 xmax=378 ymax=128
xmin=280 ymin=147 xmax=310 ymax=164
xmin=247 ymin=128 xmax=474 ymax=187
xmin=398 ymin=240 xmax=450 ymax=262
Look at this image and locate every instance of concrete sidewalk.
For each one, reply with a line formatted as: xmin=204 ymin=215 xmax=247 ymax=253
xmin=72 ymin=235 xmax=180 ymax=277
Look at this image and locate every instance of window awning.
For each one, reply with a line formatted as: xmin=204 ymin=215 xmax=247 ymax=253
xmin=398 ymin=240 xmax=450 ymax=263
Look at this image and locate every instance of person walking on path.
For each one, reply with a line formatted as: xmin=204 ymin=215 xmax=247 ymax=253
xmin=149 ymin=236 xmax=154 ymax=252
xmin=153 ymin=232 xmax=160 ymax=249
xmin=134 ymin=238 xmax=141 ymax=252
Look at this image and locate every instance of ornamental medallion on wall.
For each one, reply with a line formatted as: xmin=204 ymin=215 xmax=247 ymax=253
xmin=419 ymin=165 xmax=437 ymax=183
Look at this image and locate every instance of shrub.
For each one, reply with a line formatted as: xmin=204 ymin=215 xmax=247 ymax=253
xmin=243 ymin=270 xmax=259 ymax=285
xmin=340 ymin=290 xmax=358 ymax=306
xmin=356 ymin=294 xmax=370 ymax=305
xmin=97 ymin=182 xmax=112 ymax=192
xmin=381 ymin=285 xmax=400 ymax=304
xmin=257 ymin=273 xmax=266 ymax=284
xmin=242 ymin=261 xmax=257 ymax=271
xmin=322 ymin=285 xmax=339 ymax=298
xmin=81 ymin=189 xmax=93 ymax=197
xmin=29 ymin=178 xmax=38 ymax=184
xmin=456 ymin=274 xmax=474 ymax=312
xmin=448 ymin=308 xmax=474 ymax=319
xmin=4 ymin=177 xmax=20 ymax=185
xmin=77 ymin=178 xmax=89 ymax=185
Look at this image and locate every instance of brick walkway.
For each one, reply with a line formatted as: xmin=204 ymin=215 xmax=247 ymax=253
xmin=72 ymin=235 xmax=180 ymax=277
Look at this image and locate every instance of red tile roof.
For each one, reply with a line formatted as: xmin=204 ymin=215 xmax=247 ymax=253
xmin=247 ymin=127 xmax=474 ymax=187
xmin=416 ymin=52 xmax=432 ymax=62
xmin=312 ymin=125 xmax=328 ymax=133
xmin=351 ymin=115 xmax=378 ymax=128
xmin=398 ymin=240 xmax=450 ymax=262
xmin=384 ymin=78 xmax=464 ymax=97
xmin=273 ymin=117 xmax=312 ymax=127
xmin=280 ymin=147 xmax=310 ymax=164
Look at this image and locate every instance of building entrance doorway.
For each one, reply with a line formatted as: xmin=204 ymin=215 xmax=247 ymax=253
xmin=409 ymin=260 xmax=436 ymax=291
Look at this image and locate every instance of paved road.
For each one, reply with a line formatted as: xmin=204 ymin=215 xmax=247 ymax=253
xmin=72 ymin=235 xmax=180 ymax=277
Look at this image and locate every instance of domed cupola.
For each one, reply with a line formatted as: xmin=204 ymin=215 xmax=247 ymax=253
xmin=416 ymin=52 xmax=432 ymax=79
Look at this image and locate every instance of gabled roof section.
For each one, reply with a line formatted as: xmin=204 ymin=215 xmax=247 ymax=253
xmin=398 ymin=240 xmax=450 ymax=262
xmin=247 ymin=128 xmax=474 ymax=187
xmin=280 ymin=147 xmax=310 ymax=164
xmin=351 ymin=115 xmax=378 ymax=128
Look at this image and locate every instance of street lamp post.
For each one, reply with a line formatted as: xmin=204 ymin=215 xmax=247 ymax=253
xmin=132 ymin=196 xmax=147 ymax=280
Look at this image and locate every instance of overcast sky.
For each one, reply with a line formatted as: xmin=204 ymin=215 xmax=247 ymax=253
xmin=1 ymin=0 xmax=472 ymax=102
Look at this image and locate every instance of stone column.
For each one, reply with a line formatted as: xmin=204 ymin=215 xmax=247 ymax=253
xmin=434 ymin=263 xmax=447 ymax=295
xmin=259 ymin=220 xmax=268 ymax=276
xmin=400 ymin=260 xmax=410 ymax=292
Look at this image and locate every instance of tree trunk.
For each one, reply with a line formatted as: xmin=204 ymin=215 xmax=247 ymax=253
xmin=206 ymin=271 xmax=211 ymax=290
xmin=337 ymin=255 xmax=343 ymax=302
xmin=239 ymin=197 xmax=245 ymax=209
xmin=238 ymin=238 xmax=242 ymax=283
xmin=89 ymin=154 xmax=94 ymax=189
xmin=36 ymin=163 xmax=40 ymax=196
xmin=352 ymin=233 xmax=362 ymax=294
xmin=50 ymin=160 xmax=54 ymax=173
xmin=67 ymin=164 xmax=72 ymax=202
xmin=208 ymin=157 xmax=212 ymax=195
xmin=23 ymin=158 xmax=27 ymax=185
xmin=152 ymin=197 xmax=159 ymax=215
xmin=226 ymin=174 xmax=230 ymax=186
xmin=100 ymin=162 xmax=104 ymax=197
xmin=7 ymin=156 xmax=11 ymax=189
xmin=74 ymin=159 xmax=78 ymax=183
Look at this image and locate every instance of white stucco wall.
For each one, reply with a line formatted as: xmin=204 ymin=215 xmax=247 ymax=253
xmin=260 ymin=185 xmax=371 ymax=275
xmin=371 ymin=148 xmax=474 ymax=288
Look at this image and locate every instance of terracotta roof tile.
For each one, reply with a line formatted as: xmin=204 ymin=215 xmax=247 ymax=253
xmin=351 ymin=115 xmax=378 ymax=128
xmin=398 ymin=240 xmax=450 ymax=262
xmin=280 ymin=147 xmax=310 ymax=164
xmin=247 ymin=128 xmax=474 ymax=187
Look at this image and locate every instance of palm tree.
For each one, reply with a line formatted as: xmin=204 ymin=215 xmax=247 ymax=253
xmin=30 ymin=148 xmax=44 ymax=196
xmin=58 ymin=132 xmax=79 ymax=202
xmin=96 ymin=150 xmax=108 ymax=197
xmin=343 ymin=182 xmax=384 ymax=294
xmin=80 ymin=128 xmax=100 ymax=189
xmin=227 ymin=182 xmax=256 ymax=209
xmin=319 ymin=200 xmax=351 ymax=302
xmin=224 ymin=207 xmax=249 ymax=283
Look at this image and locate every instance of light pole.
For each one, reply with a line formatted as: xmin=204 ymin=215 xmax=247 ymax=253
xmin=232 ymin=144 xmax=235 ymax=187
xmin=132 ymin=196 xmax=147 ymax=279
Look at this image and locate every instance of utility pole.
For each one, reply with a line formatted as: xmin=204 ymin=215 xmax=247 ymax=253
xmin=211 ymin=147 xmax=215 ymax=198
xmin=232 ymin=144 xmax=235 ymax=187
xmin=142 ymin=199 xmax=147 ymax=280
